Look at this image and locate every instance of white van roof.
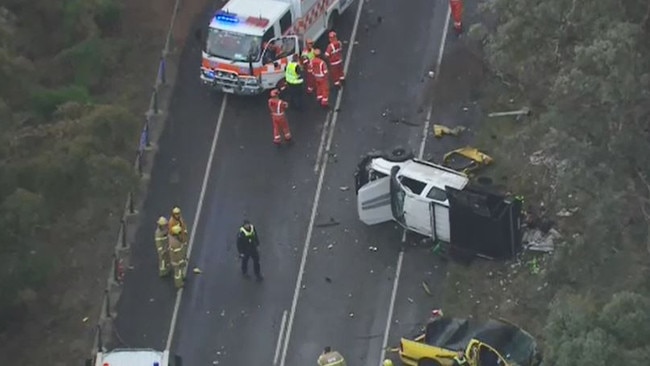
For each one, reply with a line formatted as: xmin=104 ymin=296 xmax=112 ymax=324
xmin=97 ymin=349 xmax=164 ymax=366
xmin=209 ymin=0 xmax=290 ymax=35
xmin=402 ymin=159 xmax=469 ymax=190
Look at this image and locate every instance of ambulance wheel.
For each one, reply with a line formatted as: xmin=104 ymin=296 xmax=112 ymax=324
xmin=417 ymin=359 xmax=441 ymax=366
xmin=383 ymin=146 xmax=414 ymax=162
xmin=327 ymin=10 xmax=340 ymax=31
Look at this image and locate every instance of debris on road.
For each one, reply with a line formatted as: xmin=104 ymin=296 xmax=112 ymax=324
xmin=433 ymin=124 xmax=466 ymax=138
xmin=407 ymin=297 xmax=414 ymax=303
xmin=428 ymin=71 xmax=435 ymax=78
xmin=523 ymin=228 xmax=562 ymax=253
xmin=316 ymin=217 xmax=340 ymax=228
xmin=339 ymin=186 xmax=349 ymax=191
xmin=368 ymin=246 xmax=378 ymax=251
xmin=422 ymin=281 xmax=432 ymax=296
xmin=327 ymin=244 xmax=334 ymax=249
xmin=82 ymin=317 xmax=89 ymax=323
xmin=442 ymin=146 xmax=493 ymax=174
xmin=349 ymin=312 xmax=354 ymax=317
xmin=488 ymin=107 xmax=531 ymax=118
xmin=325 ymin=277 xmax=332 ymax=283
xmin=193 ymin=267 xmax=202 ymax=274
xmin=556 ymin=207 xmax=579 ymax=217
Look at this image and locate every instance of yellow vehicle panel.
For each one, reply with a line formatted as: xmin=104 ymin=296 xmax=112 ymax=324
xmin=399 ymin=337 xmax=456 ymax=366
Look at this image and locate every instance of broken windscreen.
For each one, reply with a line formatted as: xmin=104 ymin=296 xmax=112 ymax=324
xmin=205 ymin=28 xmax=262 ymax=62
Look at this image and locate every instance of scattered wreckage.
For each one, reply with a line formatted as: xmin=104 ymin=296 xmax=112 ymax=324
xmin=354 ymin=147 xmax=523 ymax=260
xmin=398 ymin=316 xmax=542 ymax=366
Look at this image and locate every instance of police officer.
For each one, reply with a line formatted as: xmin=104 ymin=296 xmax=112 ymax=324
xmin=453 ymin=350 xmax=469 ymax=366
xmin=154 ymin=216 xmax=171 ymax=277
xmin=317 ymin=346 xmax=346 ymax=366
xmin=284 ymin=54 xmax=304 ymax=110
xmin=237 ymin=220 xmax=263 ymax=281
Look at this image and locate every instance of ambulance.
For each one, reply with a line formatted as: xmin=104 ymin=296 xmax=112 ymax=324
xmin=85 ymin=348 xmax=182 ymax=366
xmin=199 ymin=0 xmax=355 ymax=95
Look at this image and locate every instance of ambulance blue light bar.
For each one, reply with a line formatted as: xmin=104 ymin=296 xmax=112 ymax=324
xmin=215 ymin=10 xmax=239 ymax=24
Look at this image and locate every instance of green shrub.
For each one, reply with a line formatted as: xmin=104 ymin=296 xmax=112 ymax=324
xmin=94 ymin=0 xmax=122 ymax=35
xmin=30 ymin=85 xmax=91 ymax=119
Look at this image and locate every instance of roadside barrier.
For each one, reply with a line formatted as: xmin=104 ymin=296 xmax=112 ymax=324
xmin=90 ymin=0 xmax=184 ymax=354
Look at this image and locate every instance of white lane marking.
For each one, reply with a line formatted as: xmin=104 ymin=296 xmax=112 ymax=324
xmin=274 ymin=310 xmax=289 ymax=365
xmin=313 ymin=110 xmax=332 ymax=173
xmin=165 ymin=94 xmax=229 ymax=350
xmin=378 ymin=251 xmax=404 ymax=364
xmin=378 ymin=3 xmax=451 ymax=364
xmin=419 ymin=106 xmax=433 ymax=159
xmin=279 ymin=0 xmax=366 ymax=365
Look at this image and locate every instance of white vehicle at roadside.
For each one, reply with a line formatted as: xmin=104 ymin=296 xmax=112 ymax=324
xmin=354 ymin=147 xmax=469 ymax=243
xmin=86 ymin=348 xmax=182 ymax=366
xmin=199 ymin=0 xmax=355 ymax=95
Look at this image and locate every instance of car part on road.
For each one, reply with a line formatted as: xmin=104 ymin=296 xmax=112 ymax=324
xmin=442 ymin=146 xmax=493 ymax=174
xmin=487 ymin=107 xmax=531 ymax=118
xmin=433 ymin=124 xmax=466 ymax=138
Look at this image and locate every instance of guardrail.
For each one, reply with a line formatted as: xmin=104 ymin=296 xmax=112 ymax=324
xmin=90 ymin=0 xmax=184 ymax=355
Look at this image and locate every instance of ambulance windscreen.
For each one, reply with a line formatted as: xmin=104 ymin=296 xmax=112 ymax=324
xmin=205 ymin=28 xmax=262 ymax=62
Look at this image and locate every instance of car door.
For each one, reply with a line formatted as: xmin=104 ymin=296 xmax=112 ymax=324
xmin=357 ymin=176 xmax=394 ymax=225
xmin=425 ymin=186 xmax=452 ymax=243
xmin=260 ymin=35 xmax=299 ymax=88
xmin=390 ymin=167 xmax=435 ymax=237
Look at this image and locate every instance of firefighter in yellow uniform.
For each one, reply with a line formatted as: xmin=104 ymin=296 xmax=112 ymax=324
xmin=168 ymin=206 xmax=189 ymax=243
xmin=317 ymin=347 xmax=346 ymax=366
xmin=154 ymin=216 xmax=171 ymax=277
xmin=169 ymin=225 xmax=188 ymax=288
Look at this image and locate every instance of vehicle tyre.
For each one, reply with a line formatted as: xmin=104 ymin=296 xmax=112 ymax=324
xmin=382 ymin=146 xmax=414 ymax=162
xmin=418 ymin=358 xmax=442 ymax=366
xmin=327 ymin=11 xmax=340 ymax=31
xmin=417 ymin=358 xmax=442 ymax=366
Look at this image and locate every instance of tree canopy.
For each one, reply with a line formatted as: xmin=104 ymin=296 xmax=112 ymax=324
xmin=0 ymin=0 xmax=137 ymax=327
xmin=476 ymin=0 xmax=650 ymax=362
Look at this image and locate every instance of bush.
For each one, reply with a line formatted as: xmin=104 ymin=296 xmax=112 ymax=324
xmin=30 ymin=85 xmax=91 ymax=119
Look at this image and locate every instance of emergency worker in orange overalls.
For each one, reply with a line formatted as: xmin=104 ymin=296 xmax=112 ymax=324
xmin=325 ymin=31 xmax=345 ymax=87
xmin=268 ymin=89 xmax=292 ymax=145
xmin=450 ymin=0 xmax=463 ymax=34
xmin=301 ymin=39 xmax=317 ymax=94
xmin=311 ymin=49 xmax=330 ymax=108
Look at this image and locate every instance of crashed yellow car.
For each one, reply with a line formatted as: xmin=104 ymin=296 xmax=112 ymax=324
xmin=399 ymin=317 xmax=541 ymax=366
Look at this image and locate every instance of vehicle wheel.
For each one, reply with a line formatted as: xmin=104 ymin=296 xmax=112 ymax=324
xmin=417 ymin=358 xmax=442 ymax=366
xmin=327 ymin=10 xmax=339 ymax=31
xmin=382 ymin=146 xmax=414 ymax=162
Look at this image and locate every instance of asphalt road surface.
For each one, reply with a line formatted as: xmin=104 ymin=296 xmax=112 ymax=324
xmin=113 ymin=0 xmax=455 ymax=364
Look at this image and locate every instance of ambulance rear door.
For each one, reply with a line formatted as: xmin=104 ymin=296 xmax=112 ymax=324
xmin=259 ymin=35 xmax=300 ymax=88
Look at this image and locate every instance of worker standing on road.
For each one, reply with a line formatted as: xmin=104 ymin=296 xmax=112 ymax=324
xmin=169 ymin=225 xmax=188 ymax=288
xmin=268 ymin=89 xmax=292 ymax=145
xmin=302 ymin=39 xmax=317 ymax=94
xmin=168 ymin=206 xmax=189 ymax=243
xmin=453 ymin=350 xmax=469 ymax=366
xmin=154 ymin=216 xmax=171 ymax=277
xmin=449 ymin=0 xmax=463 ymax=34
xmin=311 ymin=49 xmax=330 ymax=108
xmin=317 ymin=346 xmax=346 ymax=366
xmin=236 ymin=220 xmax=263 ymax=281
xmin=325 ymin=31 xmax=345 ymax=87
xmin=284 ymin=54 xmax=304 ymax=110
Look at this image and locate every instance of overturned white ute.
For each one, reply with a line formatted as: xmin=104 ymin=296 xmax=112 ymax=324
xmin=86 ymin=349 xmax=182 ymax=366
xmin=354 ymin=147 xmax=468 ymax=243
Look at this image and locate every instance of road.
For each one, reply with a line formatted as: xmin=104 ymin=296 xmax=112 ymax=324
xmin=112 ymin=0 xmax=455 ymax=364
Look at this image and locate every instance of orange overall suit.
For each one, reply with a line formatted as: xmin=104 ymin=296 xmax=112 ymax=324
xmin=450 ymin=0 xmax=463 ymax=33
xmin=268 ymin=89 xmax=292 ymax=144
xmin=311 ymin=49 xmax=330 ymax=108
xmin=325 ymin=31 xmax=345 ymax=87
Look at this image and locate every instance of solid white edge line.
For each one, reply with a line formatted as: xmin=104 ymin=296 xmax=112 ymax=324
xmin=378 ymin=251 xmax=404 ymax=365
xmin=279 ymin=0 xmax=366 ymax=365
xmin=274 ymin=310 xmax=289 ymax=365
xmin=378 ymin=4 xmax=451 ymax=364
xmin=313 ymin=110 xmax=333 ymax=173
xmin=165 ymin=94 xmax=229 ymax=351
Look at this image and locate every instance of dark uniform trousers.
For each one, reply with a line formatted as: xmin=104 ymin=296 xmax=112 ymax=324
xmin=241 ymin=249 xmax=261 ymax=277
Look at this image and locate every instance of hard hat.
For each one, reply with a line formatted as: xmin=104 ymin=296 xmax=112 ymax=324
xmin=171 ymin=225 xmax=182 ymax=235
xmin=431 ymin=309 xmax=444 ymax=318
xmin=306 ymin=38 xmax=314 ymax=45
xmin=172 ymin=207 xmax=181 ymax=215
xmin=383 ymin=359 xmax=394 ymax=366
xmin=270 ymin=89 xmax=279 ymax=97
xmin=157 ymin=216 xmax=168 ymax=226
xmin=329 ymin=31 xmax=337 ymax=38
xmin=313 ymin=48 xmax=321 ymax=56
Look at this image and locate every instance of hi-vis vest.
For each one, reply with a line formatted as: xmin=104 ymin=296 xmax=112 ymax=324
xmin=302 ymin=48 xmax=315 ymax=60
xmin=285 ymin=62 xmax=303 ymax=84
xmin=240 ymin=225 xmax=255 ymax=237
